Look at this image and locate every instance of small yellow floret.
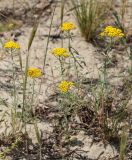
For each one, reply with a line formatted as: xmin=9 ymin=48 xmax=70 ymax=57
xmin=62 ymin=53 xmax=70 ymax=58
xmin=61 ymin=22 xmax=76 ymax=31
xmin=100 ymin=26 xmax=125 ymax=38
xmin=28 ymin=68 xmax=42 ymax=78
xmin=51 ymin=48 xmax=70 ymax=57
xmin=59 ymin=80 xmax=74 ymax=93
xmin=4 ymin=41 xmax=20 ymax=49
xmin=8 ymin=23 xmax=14 ymax=29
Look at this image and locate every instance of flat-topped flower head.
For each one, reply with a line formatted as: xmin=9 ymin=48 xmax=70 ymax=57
xmin=59 ymin=80 xmax=74 ymax=93
xmin=61 ymin=22 xmax=76 ymax=31
xmin=100 ymin=26 xmax=125 ymax=38
xmin=51 ymin=48 xmax=70 ymax=57
xmin=4 ymin=41 xmax=20 ymax=49
xmin=28 ymin=68 xmax=42 ymax=78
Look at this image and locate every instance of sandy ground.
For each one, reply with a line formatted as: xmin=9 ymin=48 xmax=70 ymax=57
xmin=0 ymin=0 xmax=131 ymax=159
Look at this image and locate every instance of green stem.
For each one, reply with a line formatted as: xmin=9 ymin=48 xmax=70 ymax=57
xmin=43 ymin=4 xmax=56 ymax=72
xmin=68 ymin=32 xmax=79 ymax=83
xmin=61 ymin=0 xmax=65 ymax=47
xmin=31 ymin=79 xmax=35 ymax=114
xmin=22 ymin=51 xmax=30 ymax=123
xmin=59 ymin=57 xmax=64 ymax=77
xmin=10 ymin=51 xmax=17 ymax=112
xmin=18 ymin=51 xmax=23 ymax=71
xmin=37 ymin=4 xmax=56 ymax=100
xmin=103 ymin=57 xmax=107 ymax=90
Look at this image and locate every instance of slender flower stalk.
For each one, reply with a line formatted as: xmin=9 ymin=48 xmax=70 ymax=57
xmin=60 ymin=0 xmax=66 ymax=47
xmin=22 ymin=51 xmax=30 ymax=122
xmin=67 ymin=30 xmax=79 ymax=82
xmin=43 ymin=4 xmax=57 ymax=71
xmin=31 ymin=79 xmax=35 ymax=114
xmin=10 ymin=51 xmax=17 ymax=110
xmin=3 ymin=41 xmax=20 ymax=109
xmin=28 ymin=68 xmax=42 ymax=114
xmin=3 ymin=40 xmax=21 ymax=134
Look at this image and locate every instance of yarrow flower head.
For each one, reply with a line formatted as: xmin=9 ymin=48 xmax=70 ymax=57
xmin=100 ymin=26 xmax=124 ymax=38
xmin=61 ymin=22 xmax=76 ymax=31
xmin=4 ymin=41 xmax=20 ymax=49
xmin=51 ymin=48 xmax=70 ymax=57
xmin=28 ymin=68 xmax=42 ymax=78
xmin=59 ymin=80 xmax=74 ymax=93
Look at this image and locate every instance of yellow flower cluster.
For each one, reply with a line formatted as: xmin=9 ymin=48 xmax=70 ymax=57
xmin=28 ymin=68 xmax=42 ymax=78
xmin=100 ymin=26 xmax=124 ymax=38
xmin=59 ymin=80 xmax=74 ymax=93
xmin=51 ymin=48 xmax=70 ymax=57
xmin=61 ymin=22 xmax=76 ymax=31
xmin=4 ymin=41 xmax=20 ymax=49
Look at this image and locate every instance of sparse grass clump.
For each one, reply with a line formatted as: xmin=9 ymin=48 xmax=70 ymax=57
xmin=71 ymin=0 xmax=111 ymax=41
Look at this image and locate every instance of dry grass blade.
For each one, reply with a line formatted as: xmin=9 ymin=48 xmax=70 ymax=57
xmin=119 ymin=126 xmax=128 ymax=160
xmin=28 ymin=22 xmax=39 ymax=51
xmin=28 ymin=10 xmax=44 ymax=51
xmin=61 ymin=0 xmax=65 ymax=24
